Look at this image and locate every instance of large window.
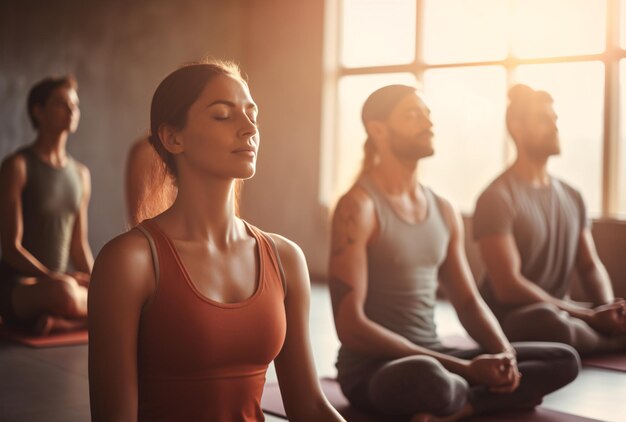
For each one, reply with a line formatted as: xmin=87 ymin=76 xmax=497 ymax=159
xmin=325 ymin=0 xmax=626 ymax=218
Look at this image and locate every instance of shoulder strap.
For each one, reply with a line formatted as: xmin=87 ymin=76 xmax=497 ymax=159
xmin=243 ymin=221 xmax=287 ymax=298
xmin=134 ymin=222 xmax=160 ymax=311
xmin=423 ymin=186 xmax=452 ymax=236
xmin=264 ymin=233 xmax=287 ymax=297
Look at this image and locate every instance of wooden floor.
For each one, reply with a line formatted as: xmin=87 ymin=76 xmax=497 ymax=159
xmin=1 ymin=283 xmax=625 ymax=421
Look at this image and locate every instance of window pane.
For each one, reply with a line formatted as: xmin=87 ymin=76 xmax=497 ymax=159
xmin=335 ymin=73 xmax=417 ymax=200
xmin=340 ymin=0 xmax=416 ymax=68
xmin=621 ymin=0 xmax=626 ymax=49
xmin=618 ymin=60 xmax=626 ymax=216
xmin=511 ymin=0 xmax=606 ymax=58
xmin=421 ymin=66 xmax=507 ymax=213
xmin=515 ymin=62 xmax=605 ymax=216
xmin=423 ymin=0 xmax=508 ymax=64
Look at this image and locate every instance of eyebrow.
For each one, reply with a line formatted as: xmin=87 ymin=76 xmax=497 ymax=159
xmin=206 ymin=100 xmax=258 ymax=111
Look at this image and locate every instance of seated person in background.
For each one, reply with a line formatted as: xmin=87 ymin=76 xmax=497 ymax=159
xmin=0 ymin=75 xmax=92 ymax=334
xmin=473 ymin=84 xmax=626 ymax=356
xmin=89 ymin=61 xmax=345 ymax=421
xmin=329 ymin=84 xmax=579 ymax=421
xmin=125 ymin=136 xmax=176 ymax=227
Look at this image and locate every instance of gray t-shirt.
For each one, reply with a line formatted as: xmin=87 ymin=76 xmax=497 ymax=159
xmin=473 ymin=169 xmax=588 ymax=318
xmin=336 ymin=176 xmax=451 ymax=394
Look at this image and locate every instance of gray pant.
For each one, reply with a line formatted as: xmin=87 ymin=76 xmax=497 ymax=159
xmin=501 ymin=303 xmax=626 ymax=356
xmin=341 ymin=342 xmax=579 ymax=419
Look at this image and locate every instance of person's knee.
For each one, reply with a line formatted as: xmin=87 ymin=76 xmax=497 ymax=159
xmin=46 ymin=279 xmax=82 ymax=316
xmin=368 ymin=356 xmax=468 ymax=416
xmin=504 ymin=303 xmax=575 ymax=345
xmin=545 ymin=343 xmax=581 ymax=387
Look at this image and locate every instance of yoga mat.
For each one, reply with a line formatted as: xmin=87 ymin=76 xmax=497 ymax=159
xmin=262 ymin=377 xmax=384 ymax=421
xmin=0 ymin=324 xmax=88 ymax=348
xmin=262 ymin=378 xmax=601 ymax=422
xmin=582 ymin=353 xmax=626 ymax=372
xmin=467 ymin=408 xmax=602 ymax=421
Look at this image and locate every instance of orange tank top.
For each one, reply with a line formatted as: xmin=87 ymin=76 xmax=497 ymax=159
xmin=136 ymin=219 xmax=287 ymax=421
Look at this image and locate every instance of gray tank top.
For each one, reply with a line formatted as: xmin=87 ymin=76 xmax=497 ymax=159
xmin=14 ymin=147 xmax=83 ymax=273
xmin=336 ymin=176 xmax=450 ymax=391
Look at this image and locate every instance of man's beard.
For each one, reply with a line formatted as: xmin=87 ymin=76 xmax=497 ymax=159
xmin=388 ymin=127 xmax=434 ymax=162
xmin=524 ymin=133 xmax=560 ymax=159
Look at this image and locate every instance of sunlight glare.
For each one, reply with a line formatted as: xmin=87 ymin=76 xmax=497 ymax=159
xmin=511 ymin=0 xmax=606 ymax=58
xmin=341 ymin=0 xmax=416 ymax=68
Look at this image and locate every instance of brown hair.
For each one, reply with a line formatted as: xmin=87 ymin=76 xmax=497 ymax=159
xmin=506 ymin=84 xmax=553 ymax=141
xmin=358 ymin=84 xmax=417 ymax=176
xmin=133 ymin=59 xmax=245 ymax=223
xmin=27 ymin=75 xmax=78 ymax=129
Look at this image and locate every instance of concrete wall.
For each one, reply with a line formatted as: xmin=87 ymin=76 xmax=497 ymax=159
xmin=0 ymin=0 xmax=244 ymax=253
xmin=239 ymin=0 xmax=331 ymax=277
xmin=0 ymin=0 xmax=333 ymax=276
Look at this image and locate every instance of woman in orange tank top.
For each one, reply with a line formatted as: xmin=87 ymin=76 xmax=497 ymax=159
xmin=88 ymin=60 xmax=344 ymax=422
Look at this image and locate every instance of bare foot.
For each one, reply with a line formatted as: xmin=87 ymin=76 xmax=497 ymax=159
xmin=33 ymin=314 xmax=54 ymax=335
xmin=32 ymin=314 xmax=86 ymax=335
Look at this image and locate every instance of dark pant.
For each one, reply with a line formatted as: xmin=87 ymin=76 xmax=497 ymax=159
xmin=501 ymin=302 xmax=626 ymax=356
xmin=342 ymin=342 xmax=579 ymax=419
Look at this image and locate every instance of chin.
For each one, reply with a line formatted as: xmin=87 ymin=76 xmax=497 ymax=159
xmin=414 ymin=146 xmax=434 ymax=160
xmin=238 ymin=167 xmax=256 ymax=180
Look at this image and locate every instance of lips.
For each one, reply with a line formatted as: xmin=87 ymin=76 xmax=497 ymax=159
xmin=232 ymin=146 xmax=257 ymax=156
xmin=416 ymin=130 xmax=433 ymax=141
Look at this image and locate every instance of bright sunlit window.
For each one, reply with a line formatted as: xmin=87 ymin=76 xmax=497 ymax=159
xmin=327 ymin=0 xmax=625 ymax=218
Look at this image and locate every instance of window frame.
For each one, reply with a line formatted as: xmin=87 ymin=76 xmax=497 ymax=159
xmin=323 ymin=0 xmax=625 ymax=218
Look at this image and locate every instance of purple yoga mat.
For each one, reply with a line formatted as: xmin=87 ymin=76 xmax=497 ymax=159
xmin=261 ymin=377 xmax=601 ymax=421
xmin=582 ymin=353 xmax=626 ymax=372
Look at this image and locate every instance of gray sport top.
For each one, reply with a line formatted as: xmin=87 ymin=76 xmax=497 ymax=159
xmin=473 ymin=169 xmax=587 ymax=318
xmin=4 ymin=147 xmax=83 ymax=273
xmin=336 ymin=176 xmax=451 ymax=392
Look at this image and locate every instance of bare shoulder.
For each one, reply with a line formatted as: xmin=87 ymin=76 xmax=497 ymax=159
xmin=334 ymin=184 xmax=375 ymax=221
xmin=72 ymin=160 xmax=91 ymax=186
xmin=266 ymin=232 xmax=306 ymax=268
xmin=0 ymin=151 xmax=27 ymax=181
xmin=91 ymin=228 xmax=155 ymax=294
xmin=331 ymin=184 xmax=377 ymax=255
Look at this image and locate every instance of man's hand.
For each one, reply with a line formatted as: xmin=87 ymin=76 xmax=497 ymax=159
xmin=589 ymin=299 xmax=626 ymax=336
xmin=467 ymin=352 xmax=521 ymax=393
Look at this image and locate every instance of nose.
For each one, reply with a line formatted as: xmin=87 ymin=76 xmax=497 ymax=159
xmin=239 ymin=114 xmax=258 ymax=139
xmin=66 ymin=103 xmax=79 ymax=115
xmin=423 ymin=116 xmax=433 ymax=130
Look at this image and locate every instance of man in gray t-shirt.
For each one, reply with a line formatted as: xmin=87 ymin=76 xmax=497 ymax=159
xmin=473 ymin=84 xmax=626 ymax=356
xmin=328 ymin=84 xmax=579 ymax=421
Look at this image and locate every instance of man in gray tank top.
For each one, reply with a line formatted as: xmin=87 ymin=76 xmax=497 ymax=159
xmin=474 ymin=84 xmax=626 ymax=356
xmin=0 ymin=76 xmax=92 ymax=334
xmin=329 ymin=84 xmax=579 ymax=420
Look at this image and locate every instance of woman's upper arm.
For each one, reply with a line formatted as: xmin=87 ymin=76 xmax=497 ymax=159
xmin=269 ymin=234 xmax=339 ymax=420
xmin=88 ymin=230 xmax=154 ymax=421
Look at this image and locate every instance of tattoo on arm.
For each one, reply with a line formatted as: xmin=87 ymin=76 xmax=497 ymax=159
xmin=329 ymin=276 xmax=354 ymax=317
xmin=331 ymin=196 xmax=361 ymax=256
